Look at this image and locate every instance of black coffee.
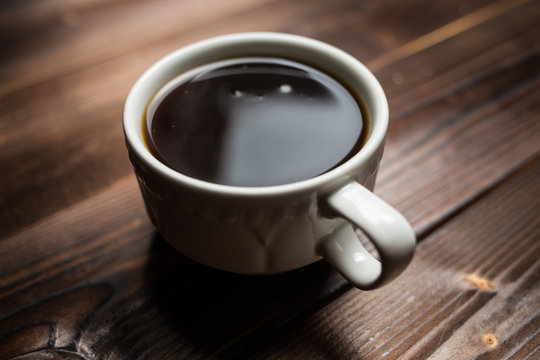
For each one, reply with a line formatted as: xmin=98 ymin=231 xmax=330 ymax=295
xmin=144 ymin=57 xmax=367 ymax=187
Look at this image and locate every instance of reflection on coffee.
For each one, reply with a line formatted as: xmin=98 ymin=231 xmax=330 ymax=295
xmin=144 ymin=57 xmax=368 ymax=187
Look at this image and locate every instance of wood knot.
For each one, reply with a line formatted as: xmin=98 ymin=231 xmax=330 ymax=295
xmin=465 ymin=273 xmax=494 ymax=291
xmin=482 ymin=333 xmax=498 ymax=348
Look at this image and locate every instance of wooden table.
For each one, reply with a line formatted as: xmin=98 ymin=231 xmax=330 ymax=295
xmin=1 ymin=0 xmax=539 ymax=358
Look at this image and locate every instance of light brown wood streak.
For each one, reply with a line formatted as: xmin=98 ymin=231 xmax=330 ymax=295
xmin=367 ymin=0 xmax=532 ymax=72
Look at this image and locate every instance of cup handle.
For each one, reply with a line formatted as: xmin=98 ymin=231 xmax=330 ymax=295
xmin=318 ymin=182 xmax=416 ymax=290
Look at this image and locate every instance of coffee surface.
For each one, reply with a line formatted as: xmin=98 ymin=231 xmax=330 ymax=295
xmin=145 ymin=57 xmax=367 ymax=187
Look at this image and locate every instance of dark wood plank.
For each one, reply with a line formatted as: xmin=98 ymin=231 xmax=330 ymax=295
xmin=0 ymin=0 xmax=496 ymax=95
xmin=0 ymin=0 xmax=538 ymax=358
xmin=243 ymin=156 xmax=540 ymax=360
xmin=0 ymin=0 xmax=497 ymax=237
xmin=0 ymin=0 xmax=273 ymax=94
xmin=2 ymin=158 xmax=537 ymax=358
xmin=0 ymin=178 xmax=347 ymax=359
xmin=374 ymin=0 xmax=540 ymax=233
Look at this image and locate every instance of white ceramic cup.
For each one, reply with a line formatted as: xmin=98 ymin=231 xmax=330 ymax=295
xmin=123 ymin=32 xmax=416 ymax=290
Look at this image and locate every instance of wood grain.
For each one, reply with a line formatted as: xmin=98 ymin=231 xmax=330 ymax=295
xmin=246 ymin=157 xmax=540 ymax=360
xmin=1 ymin=0 xmax=539 ymax=359
xmin=0 ymin=0 xmax=497 ymax=237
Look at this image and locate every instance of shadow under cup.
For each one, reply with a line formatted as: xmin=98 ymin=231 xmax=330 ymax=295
xmin=123 ymin=33 xmax=414 ymax=290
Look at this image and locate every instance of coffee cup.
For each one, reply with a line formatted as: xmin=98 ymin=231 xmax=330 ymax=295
xmin=123 ymin=32 xmax=416 ymax=290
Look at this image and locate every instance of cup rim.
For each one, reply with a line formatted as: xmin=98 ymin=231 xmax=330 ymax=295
xmin=123 ymin=32 xmax=388 ymax=197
